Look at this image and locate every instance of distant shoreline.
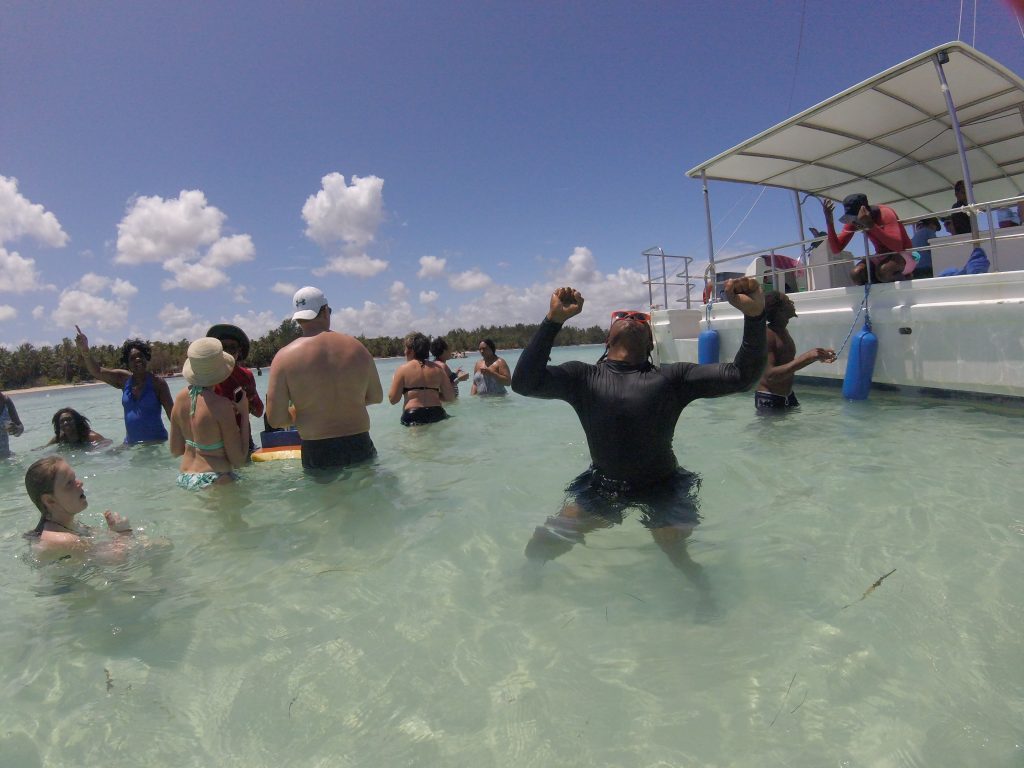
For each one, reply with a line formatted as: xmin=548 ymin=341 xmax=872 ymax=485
xmin=6 ymin=381 xmax=107 ymax=397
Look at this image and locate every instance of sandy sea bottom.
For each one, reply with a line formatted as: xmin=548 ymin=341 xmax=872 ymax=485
xmin=1 ymin=346 xmax=1022 ymax=767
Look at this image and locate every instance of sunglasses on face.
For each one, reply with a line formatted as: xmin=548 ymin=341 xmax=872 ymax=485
xmin=609 ymin=310 xmax=650 ymax=324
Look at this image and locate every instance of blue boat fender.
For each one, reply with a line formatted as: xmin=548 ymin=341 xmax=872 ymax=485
xmin=842 ymin=322 xmax=878 ymax=400
xmin=697 ymin=328 xmax=720 ymax=364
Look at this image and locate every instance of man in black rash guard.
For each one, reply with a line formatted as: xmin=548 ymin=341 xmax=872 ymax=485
xmin=512 ymin=279 xmax=766 ymax=587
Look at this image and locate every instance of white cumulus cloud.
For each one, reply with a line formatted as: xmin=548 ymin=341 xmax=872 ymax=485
xmin=302 ymin=173 xmax=384 ymax=248
xmin=417 ymin=255 xmax=447 ymax=279
xmin=114 ymin=190 xmax=255 ymax=292
xmin=115 ymin=190 xmax=225 ymax=265
xmin=49 ymin=272 xmax=140 ymax=333
xmin=448 ymin=268 xmax=492 ymax=292
xmin=160 ymin=256 xmax=231 ymax=291
xmin=419 ymin=290 xmax=438 ymax=304
xmin=0 ymin=247 xmax=50 ymax=293
xmin=53 ymin=289 xmax=128 ymax=331
xmin=0 ymin=176 xmax=69 ymax=247
xmin=315 ymin=253 xmax=389 ymax=277
xmin=0 ymin=305 xmax=15 ymax=321
xmin=32 ymin=305 xmax=45 ymax=320
xmin=155 ymin=302 xmax=209 ymax=342
xmin=271 ymin=282 xmax=297 ymax=296
xmin=389 ymin=281 xmax=409 ymax=302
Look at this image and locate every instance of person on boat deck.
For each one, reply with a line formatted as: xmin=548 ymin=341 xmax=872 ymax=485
xmin=430 ymin=336 xmax=469 ymax=398
xmin=389 ymin=332 xmax=455 ymax=426
xmin=46 ymin=407 xmax=107 ymax=446
xmin=512 ymin=279 xmax=766 ymax=590
xmin=755 ymin=292 xmax=835 ymax=412
xmin=910 ymin=217 xmax=941 ymax=280
xmin=206 ymin=323 xmax=264 ymax=456
xmin=23 ymin=456 xmax=134 ymax=563
xmin=75 ymin=327 xmax=174 ymax=444
xmin=170 ymin=337 xmax=250 ymax=490
xmin=471 ymin=339 xmax=511 ymax=396
xmin=1 ymin=389 xmax=25 ymax=457
xmin=266 ymin=286 xmax=383 ymax=473
xmin=944 ymin=180 xmax=974 ymax=236
xmin=822 ymin=194 xmax=914 ymax=285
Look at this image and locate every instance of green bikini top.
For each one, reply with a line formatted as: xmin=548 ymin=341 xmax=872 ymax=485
xmin=185 ymin=385 xmax=225 ymax=452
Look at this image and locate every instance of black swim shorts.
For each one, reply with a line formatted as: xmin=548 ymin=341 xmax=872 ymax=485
xmin=561 ymin=465 xmax=701 ymax=530
xmin=754 ymin=390 xmax=799 ymax=412
xmin=301 ymin=432 xmax=377 ymax=472
xmin=400 ymin=406 xmax=448 ymax=426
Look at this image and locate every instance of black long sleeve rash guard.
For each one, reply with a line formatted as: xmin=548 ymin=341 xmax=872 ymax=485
xmin=511 ymin=314 xmax=767 ymax=485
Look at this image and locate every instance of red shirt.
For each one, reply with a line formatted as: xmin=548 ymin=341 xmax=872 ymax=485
xmin=827 ymin=204 xmax=914 ymax=274
xmin=214 ymin=365 xmax=265 ymax=420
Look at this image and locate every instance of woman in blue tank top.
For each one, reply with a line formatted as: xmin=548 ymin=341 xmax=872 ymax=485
xmin=75 ymin=326 xmax=174 ymax=444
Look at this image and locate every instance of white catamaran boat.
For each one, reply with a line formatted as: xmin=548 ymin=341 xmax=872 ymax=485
xmin=647 ymin=42 xmax=1024 ymax=403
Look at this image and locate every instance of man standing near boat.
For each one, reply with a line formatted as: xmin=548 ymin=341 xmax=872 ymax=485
xmin=755 ymin=291 xmax=835 ymax=412
xmin=822 ymin=194 xmax=914 ymax=285
xmin=512 ymin=278 xmax=766 ymax=588
xmin=266 ymin=286 xmax=383 ymax=472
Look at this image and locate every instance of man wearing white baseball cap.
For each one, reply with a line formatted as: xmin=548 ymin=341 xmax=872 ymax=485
xmin=266 ymin=286 xmax=383 ymax=472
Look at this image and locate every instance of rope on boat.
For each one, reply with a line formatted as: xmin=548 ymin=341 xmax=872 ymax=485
xmin=835 ymin=283 xmax=871 ymax=359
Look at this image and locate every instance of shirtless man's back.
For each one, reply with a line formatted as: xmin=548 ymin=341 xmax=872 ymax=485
xmin=267 ymin=287 xmax=383 ymax=471
xmin=756 ymin=291 xmax=835 ymax=412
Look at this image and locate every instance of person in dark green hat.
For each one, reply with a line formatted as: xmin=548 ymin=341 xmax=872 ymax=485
xmin=206 ymin=324 xmax=264 ymax=456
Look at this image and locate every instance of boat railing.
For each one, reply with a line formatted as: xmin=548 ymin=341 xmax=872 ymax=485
xmin=642 ymin=247 xmax=698 ymax=310
xmin=695 ymin=193 xmax=1024 ymax=298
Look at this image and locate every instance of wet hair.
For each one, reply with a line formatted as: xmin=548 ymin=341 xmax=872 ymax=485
xmin=405 ymin=332 xmax=430 ymax=363
xmin=764 ymin=291 xmax=793 ymax=326
xmin=429 ymin=336 xmax=448 ymax=359
xmin=24 ymin=456 xmax=64 ymax=537
xmin=121 ymin=338 xmax=152 ymax=367
xmin=479 ymin=339 xmax=496 ymax=354
xmin=51 ymin=408 xmax=92 ymax=445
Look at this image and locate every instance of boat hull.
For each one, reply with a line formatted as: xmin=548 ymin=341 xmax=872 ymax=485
xmin=652 ymin=272 xmax=1024 ymax=401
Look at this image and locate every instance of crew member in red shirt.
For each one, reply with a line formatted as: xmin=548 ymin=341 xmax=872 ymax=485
xmin=207 ymin=324 xmax=264 ymax=456
xmin=823 ymin=193 xmax=914 ymax=285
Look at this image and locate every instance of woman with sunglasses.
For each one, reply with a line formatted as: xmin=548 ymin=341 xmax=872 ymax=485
xmin=511 ymin=280 xmax=766 ymax=593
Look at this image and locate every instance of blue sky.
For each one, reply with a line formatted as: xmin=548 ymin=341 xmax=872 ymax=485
xmin=2 ymin=1 xmax=1022 ymax=348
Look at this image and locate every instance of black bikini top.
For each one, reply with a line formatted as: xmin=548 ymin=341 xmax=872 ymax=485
xmin=403 ymin=386 xmax=440 ymax=394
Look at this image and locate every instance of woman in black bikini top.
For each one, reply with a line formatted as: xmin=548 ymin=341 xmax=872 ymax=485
xmin=388 ymin=333 xmax=456 ymax=426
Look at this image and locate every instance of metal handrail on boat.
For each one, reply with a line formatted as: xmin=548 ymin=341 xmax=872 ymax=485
xmin=687 ymin=194 xmax=1024 ymax=299
xmin=642 ymin=247 xmax=698 ymax=310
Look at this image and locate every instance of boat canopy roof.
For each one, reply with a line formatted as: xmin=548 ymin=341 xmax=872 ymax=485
xmin=687 ymin=42 xmax=1024 ymax=219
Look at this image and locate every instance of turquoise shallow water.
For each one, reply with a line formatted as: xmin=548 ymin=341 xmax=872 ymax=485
xmin=1 ymin=345 xmax=1023 ymax=767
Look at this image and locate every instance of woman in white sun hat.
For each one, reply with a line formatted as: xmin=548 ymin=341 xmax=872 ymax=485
xmin=170 ymin=337 xmax=251 ymax=490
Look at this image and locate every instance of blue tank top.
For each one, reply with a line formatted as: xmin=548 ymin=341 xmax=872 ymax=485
xmin=122 ymin=373 xmax=168 ymax=443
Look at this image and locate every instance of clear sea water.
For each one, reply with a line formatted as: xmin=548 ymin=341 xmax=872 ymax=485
xmin=1 ymin=345 xmax=1022 ymax=767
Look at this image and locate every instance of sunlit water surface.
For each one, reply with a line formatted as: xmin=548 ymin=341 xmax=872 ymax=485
xmin=1 ymin=346 xmax=1022 ymax=767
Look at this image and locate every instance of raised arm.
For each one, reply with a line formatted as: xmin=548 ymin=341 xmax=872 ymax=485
xmin=74 ymin=326 xmax=129 ymax=389
xmin=822 ymin=199 xmax=855 ymax=255
xmin=678 ymin=278 xmax=767 ymax=397
xmin=512 ymin=287 xmax=585 ymax=400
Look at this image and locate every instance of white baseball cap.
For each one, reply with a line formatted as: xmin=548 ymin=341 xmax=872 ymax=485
xmin=292 ymin=286 xmax=327 ymax=321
